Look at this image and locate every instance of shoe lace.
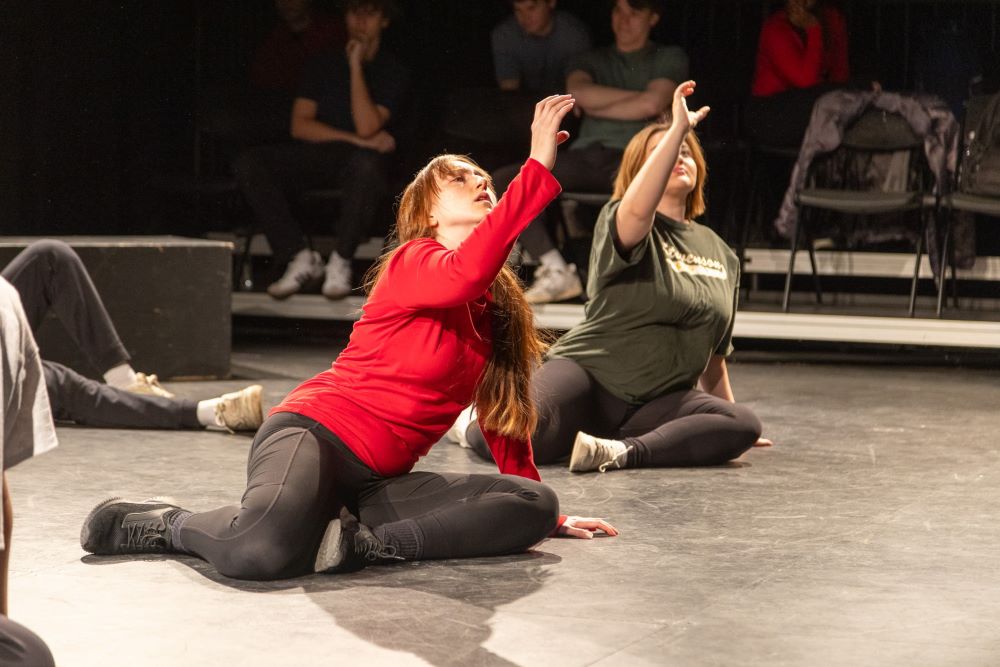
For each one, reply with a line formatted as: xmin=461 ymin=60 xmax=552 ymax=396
xmin=598 ymin=444 xmax=633 ymax=473
xmin=214 ymin=402 xmax=236 ymax=434
xmin=361 ymin=541 xmax=400 ymax=562
xmin=124 ymin=516 xmax=168 ymax=551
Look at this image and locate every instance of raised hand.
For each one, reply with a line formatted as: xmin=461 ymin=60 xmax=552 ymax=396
xmin=671 ymin=80 xmax=710 ymax=135
xmin=528 ymin=94 xmax=575 ymax=171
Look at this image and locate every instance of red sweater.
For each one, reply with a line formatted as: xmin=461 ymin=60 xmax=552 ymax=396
xmin=751 ymin=8 xmax=849 ymax=97
xmin=272 ymin=159 xmax=561 ymax=482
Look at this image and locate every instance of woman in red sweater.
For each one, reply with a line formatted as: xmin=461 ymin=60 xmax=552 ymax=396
xmin=79 ymin=95 xmax=616 ymax=581
xmin=746 ymin=0 xmax=850 ymax=147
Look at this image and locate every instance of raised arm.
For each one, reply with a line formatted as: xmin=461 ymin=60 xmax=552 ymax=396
xmin=389 ymin=95 xmax=574 ymax=309
xmin=346 ymin=40 xmax=392 ymax=138
xmin=615 ymin=80 xmax=709 ymax=250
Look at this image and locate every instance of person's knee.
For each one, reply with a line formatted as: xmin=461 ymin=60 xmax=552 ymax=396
xmin=30 ymin=239 xmax=77 ymax=269
xmin=507 ymin=477 xmax=560 ymax=541
xmin=218 ymin=537 xmax=304 ymax=581
xmin=348 ymin=150 xmax=386 ymax=182
xmin=731 ymin=403 xmax=763 ymax=444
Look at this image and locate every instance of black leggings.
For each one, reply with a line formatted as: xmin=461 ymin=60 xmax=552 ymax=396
xmin=0 ymin=616 xmax=55 ymax=667
xmin=2 ymin=240 xmax=130 ymax=374
xmin=179 ymin=413 xmax=559 ymax=581
xmin=469 ymin=358 xmax=762 ymax=468
xmin=42 ymin=360 xmax=199 ymax=429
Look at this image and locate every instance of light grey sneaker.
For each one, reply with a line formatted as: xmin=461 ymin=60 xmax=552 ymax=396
xmin=524 ymin=263 xmax=583 ymax=304
xmin=125 ymin=372 xmax=174 ymax=399
xmin=568 ymin=431 xmax=631 ymax=473
xmin=215 ymin=384 xmax=264 ymax=432
xmin=321 ymin=252 xmax=353 ymax=300
xmin=267 ymin=249 xmax=324 ymax=300
xmin=445 ymin=405 xmax=476 ymax=448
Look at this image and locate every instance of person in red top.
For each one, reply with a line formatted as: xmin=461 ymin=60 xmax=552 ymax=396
xmin=79 ymin=95 xmax=617 ymax=581
xmin=746 ymin=0 xmax=850 ymax=148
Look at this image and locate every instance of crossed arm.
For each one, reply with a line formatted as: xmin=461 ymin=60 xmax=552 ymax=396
xmin=566 ymin=70 xmax=675 ymax=121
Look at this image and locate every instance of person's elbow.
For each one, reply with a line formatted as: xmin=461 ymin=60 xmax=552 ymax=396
xmin=289 ymin=116 xmax=308 ymax=141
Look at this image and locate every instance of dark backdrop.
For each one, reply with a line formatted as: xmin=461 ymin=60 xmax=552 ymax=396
xmin=1 ymin=0 xmax=997 ymax=237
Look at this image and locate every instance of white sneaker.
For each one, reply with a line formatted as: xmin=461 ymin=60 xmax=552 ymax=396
xmin=568 ymin=431 xmax=631 ymax=473
xmin=322 ymin=252 xmax=353 ymax=300
xmin=125 ymin=372 xmax=175 ymax=399
xmin=214 ymin=384 xmax=263 ymax=432
xmin=445 ymin=404 xmax=476 ymax=448
xmin=524 ymin=263 xmax=583 ymax=304
xmin=267 ymin=249 xmax=323 ymax=300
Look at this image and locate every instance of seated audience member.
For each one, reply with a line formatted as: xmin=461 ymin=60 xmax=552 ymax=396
xmin=746 ymin=0 xmax=849 ymax=148
xmin=492 ymin=0 xmax=591 ymax=95
xmin=3 ymin=241 xmax=263 ymax=432
xmin=492 ymin=0 xmax=687 ymax=304
xmin=204 ymin=0 xmax=345 ymax=149
xmin=0 ymin=277 xmax=57 ymax=667
xmin=232 ymin=0 xmax=408 ymax=300
xmin=440 ymin=0 xmax=590 ymax=169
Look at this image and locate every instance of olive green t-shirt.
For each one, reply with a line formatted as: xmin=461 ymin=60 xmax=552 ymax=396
xmin=569 ymin=42 xmax=689 ymax=150
xmin=548 ymin=199 xmax=740 ymax=404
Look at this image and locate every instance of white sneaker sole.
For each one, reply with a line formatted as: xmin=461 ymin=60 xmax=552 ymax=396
xmin=568 ymin=432 xmax=595 ymax=473
xmin=314 ymin=518 xmax=346 ymax=573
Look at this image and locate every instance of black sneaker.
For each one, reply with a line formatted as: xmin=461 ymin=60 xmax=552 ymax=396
xmin=314 ymin=508 xmax=403 ymax=574
xmin=80 ymin=497 xmax=186 ymax=555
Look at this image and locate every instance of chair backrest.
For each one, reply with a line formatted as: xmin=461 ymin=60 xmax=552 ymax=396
xmin=957 ymin=93 xmax=1000 ymax=196
xmin=806 ymin=107 xmax=929 ymax=194
xmin=841 ymin=109 xmax=922 ymax=151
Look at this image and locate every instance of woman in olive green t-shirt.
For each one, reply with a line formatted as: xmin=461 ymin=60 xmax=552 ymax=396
xmin=464 ymin=81 xmax=773 ymax=472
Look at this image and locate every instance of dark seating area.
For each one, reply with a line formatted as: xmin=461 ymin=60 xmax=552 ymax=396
xmin=3 ymin=0 xmax=1000 ymax=315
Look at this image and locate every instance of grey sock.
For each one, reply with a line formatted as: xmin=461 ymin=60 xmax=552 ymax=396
xmin=169 ymin=510 xmax=193 ymax=554
xmin=373 ymin=519 xmax=424 ymax=561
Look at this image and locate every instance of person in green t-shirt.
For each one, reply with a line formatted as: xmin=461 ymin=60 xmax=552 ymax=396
xmin=490 ymin=0 xmax=688 ymax=305
xmin=458 ymin=81 xmax=773 ymax=472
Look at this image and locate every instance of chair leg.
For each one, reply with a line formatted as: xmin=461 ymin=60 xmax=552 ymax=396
xmin=782 ymin=211 xmax=803 ymax=313
xmin=739 ymin=150 xmax=758 ymax=303
xmin=235 ymin=229 xmax=255 ymax=291
xmin=935 ymin=210 xmax=951 ymax=318
xmin=908 ymin=213 xmax=926 ymax=317
xmin=805 ymin=236 xmax=823 ymax=305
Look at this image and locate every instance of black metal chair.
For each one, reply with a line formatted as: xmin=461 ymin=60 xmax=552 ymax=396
xmin=937 ymin=94 xmax=1000 ymax=316
xmin=782 ymin=108 xmax=935 ymax=316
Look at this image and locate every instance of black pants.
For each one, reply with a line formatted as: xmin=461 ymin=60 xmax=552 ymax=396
xmin=0 ymin=616 xmax=55 ymax=667
xmin=2 ymin=241 xmax=200 ymax=430
xmin=232 ymin=142 xmax=389 ymax=265
xmin=470 ymin=358 xmax=762 ymax=467
xmin=180 ymin=413 xmax=560 ymax=581
xmin=1 ymin=240 xmax=129 ymax=374
xmin=492 ymin=143 xmax=622 ymax=258
xmin=42 ymin=360 xmax=198 ymax=429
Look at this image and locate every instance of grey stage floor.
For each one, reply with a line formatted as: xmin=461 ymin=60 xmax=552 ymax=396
xmin=8 ymin=341 xmax=1000 ymax=666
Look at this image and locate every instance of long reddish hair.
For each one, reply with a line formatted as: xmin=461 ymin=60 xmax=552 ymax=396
xmin=366 ymin=155 xmax=547 ymax=440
